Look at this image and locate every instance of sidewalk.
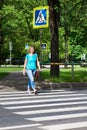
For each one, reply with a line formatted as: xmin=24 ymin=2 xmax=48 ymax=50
xmin=0 ymin=72 xmax=87 ymax=92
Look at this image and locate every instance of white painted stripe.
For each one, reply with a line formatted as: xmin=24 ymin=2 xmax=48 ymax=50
xmin=26 ymin=112 xmax=87 ymax=121
xmin=4 ymin=101 xmax=87 ymax=110
xmin=1 ymin=96 xmax=87 ymax=105
xmin=0 ymin=91 xmax=25 ymax=94
xmin=0 ymin=93 xmax=86 ymax=101
xmin=0 ymin=91 xmax=77 ymax=97
xmin=39 ymin=121 xmax=87 ymax=130
xmin=0 ymin=89 xmax=70 ymax=95
xmin=15 ymin=106 xmax=87 ymax=115
xmin=0 ymin=89 xmax=87 ymax=96
xmin=0 ymin=93 xmax=32 ymax=97
xmin=0 ymin=91 xmax=28 ymax=96
xmin=0 ymin=123 xmax=41 ymax=130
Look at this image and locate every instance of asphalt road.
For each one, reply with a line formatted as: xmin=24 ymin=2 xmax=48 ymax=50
xmin=0 ymin=89 xmax=87 ymax=130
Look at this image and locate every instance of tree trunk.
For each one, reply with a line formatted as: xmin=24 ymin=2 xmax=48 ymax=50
xmin=63 ymin=3 xmax=69 ymax=68
xmin=48 ymin=0 xmax=60 ymax=77
xmin=64 ymin=27 xmax=69 ymax=68
xmin=0 ymin=0 xmax=4 ymax=64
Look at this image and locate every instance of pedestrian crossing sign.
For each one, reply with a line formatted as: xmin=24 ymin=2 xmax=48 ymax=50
xmin=33 ymin=6 xmax=49 ymax=29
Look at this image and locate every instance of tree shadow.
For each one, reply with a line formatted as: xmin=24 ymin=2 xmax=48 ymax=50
xmin=0 ymin=72 xmax=28 ymax=91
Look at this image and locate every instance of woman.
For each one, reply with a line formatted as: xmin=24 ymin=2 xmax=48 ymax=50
xmin=23 ymin=46 xmax=40 ymax=95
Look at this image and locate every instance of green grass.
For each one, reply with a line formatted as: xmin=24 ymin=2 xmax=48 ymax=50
xmin=41 ymin=67 xmax=87 ymax=82
xmin=0 ymin=67 xmax=23 ymax=78
xmin=0 ymin=67 xmax=87 ymax=82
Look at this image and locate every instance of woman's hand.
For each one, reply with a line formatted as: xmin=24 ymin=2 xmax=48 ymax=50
xmin=39 ymin=68 xmax=41 ymax=72
xmin=23 ymin=69 xmax=26 ymax=75
xmin=37 ymin=68 xmax=41 ymax=72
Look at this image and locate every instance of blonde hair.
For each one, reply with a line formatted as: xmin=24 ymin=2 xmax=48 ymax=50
xmin=28 ymin=46 xmax=36 ymax=54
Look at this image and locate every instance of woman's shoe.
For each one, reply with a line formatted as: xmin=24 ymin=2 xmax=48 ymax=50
xmin=34 ymin=90 xmax=38 ymax=95
xmin=27 ymin=89 xmax=31 ymax=94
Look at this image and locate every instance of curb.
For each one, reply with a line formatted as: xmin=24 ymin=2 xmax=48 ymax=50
xmin=36 ymin=81 xmax=87 ymax=90
xmin=0 ymin=82 xmax=87 ymax=92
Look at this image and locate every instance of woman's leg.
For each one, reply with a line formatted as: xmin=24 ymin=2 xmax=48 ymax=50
xmin=26 ymin=70 xmax=36 ymax=92
xmin=32 ymin=70 xmax=38 ymax=95
xmin=27 ymin=79 xmax=31 ymax=92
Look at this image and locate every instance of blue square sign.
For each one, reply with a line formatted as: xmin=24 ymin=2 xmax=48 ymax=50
xmin=33 ymin=6 xmax=49 ymax=29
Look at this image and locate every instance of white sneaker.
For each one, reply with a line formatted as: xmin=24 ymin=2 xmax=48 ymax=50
xmin=27 ymin=89 xmax=31 ymax=94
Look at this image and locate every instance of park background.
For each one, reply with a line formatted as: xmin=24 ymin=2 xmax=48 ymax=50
xmin=0 ymin=0 xmax=87 ymax=82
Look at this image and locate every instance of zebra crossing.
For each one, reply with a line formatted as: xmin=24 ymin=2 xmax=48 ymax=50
xmin=0 ymin=89 xmax=87 ymax=130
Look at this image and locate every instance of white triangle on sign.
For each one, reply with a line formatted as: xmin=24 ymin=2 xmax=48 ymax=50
xmin=36 ymin=11 xmax=46 ymax=23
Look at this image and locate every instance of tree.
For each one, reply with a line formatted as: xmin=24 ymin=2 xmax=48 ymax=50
xmin=59 ymin=0 xmax=87 ymax=63
xmin=0 ymin=0 xmax=4 ymax=64
xmin=1 ymin=0 xmax=87 ymax=66
xmin=48 ymin=0 xmax=60 ymax=77
xmin=1 ymin=0 xmax=49 ymax=60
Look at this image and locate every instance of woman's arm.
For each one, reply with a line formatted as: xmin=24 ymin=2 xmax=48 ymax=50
xmin=23 ymin=58 xmax=27 ymax=75
xmin=37 ymin=57 xmax=41 ymax=71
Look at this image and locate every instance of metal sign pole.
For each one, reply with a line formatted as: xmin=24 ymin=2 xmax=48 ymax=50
xmin=38 ymin=29 xmax=42 ymax=81
xmin=40 ymin=29 xmax=42 ymax=67
xmin=71 ymin=63 xmax=74 ymax=80
xmin=10 ymin=49 xmax=12 ymax=65
xmin=9 ymin=42 xmax=12 ymax=65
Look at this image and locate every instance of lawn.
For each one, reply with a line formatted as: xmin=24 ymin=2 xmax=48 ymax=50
xmin=0 ymin=66 xmax=87 ymax=82
xmin=0 ymin=67 xmax=23 ymax=78
xmin=41 ymin=67 xmax=87 ymax=82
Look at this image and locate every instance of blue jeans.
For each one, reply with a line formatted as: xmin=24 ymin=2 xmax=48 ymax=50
xmin=26 ymin=69 xmax=36 ymax=90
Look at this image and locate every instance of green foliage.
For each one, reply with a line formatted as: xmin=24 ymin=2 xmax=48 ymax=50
xmin=59 ymin=0 xmax=87 ymax=62
xmin=0 ymin=0 xmax=87 ymax=63
xmin=70 ymin=45 xmax=84 ymax=61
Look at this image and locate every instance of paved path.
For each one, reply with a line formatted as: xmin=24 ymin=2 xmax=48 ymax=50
xmin=0 ymin=90 xmax=87 ymax=129
xmin=0 ymin=72 xmax=28 ymax=92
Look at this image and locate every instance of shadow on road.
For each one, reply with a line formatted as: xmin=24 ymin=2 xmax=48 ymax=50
xmin=0 ymin=72 xmax=27 ymax=91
